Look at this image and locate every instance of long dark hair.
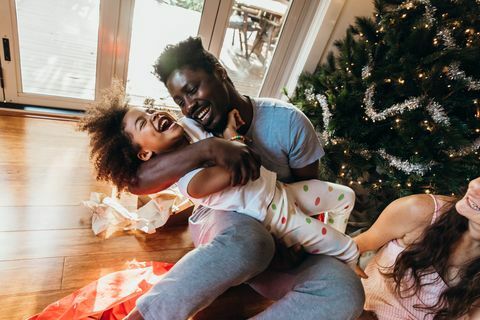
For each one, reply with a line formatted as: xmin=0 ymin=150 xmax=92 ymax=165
xmin=386 ymin=200 xmax=480 ymax=319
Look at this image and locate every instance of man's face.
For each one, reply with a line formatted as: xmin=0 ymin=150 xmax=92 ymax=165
xmin=166 ymin=66 xmax=231 ymax=134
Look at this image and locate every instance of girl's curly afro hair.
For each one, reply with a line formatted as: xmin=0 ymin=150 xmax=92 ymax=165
xmin=78 ymin=82 xmax=142 ymax=191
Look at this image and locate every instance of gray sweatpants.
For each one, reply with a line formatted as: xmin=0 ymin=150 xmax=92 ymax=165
xmin=136 ymin=207 xmax=365 ymax=319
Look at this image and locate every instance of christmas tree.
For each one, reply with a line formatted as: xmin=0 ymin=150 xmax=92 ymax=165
xmin=291 ymin=0 xmax=480 ymax=224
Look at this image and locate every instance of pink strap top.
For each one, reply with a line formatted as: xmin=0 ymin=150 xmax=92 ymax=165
xmin=362 ymin=195 xmax=448 ymax=320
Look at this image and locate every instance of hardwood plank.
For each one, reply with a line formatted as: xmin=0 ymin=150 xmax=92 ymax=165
xmin=0 ymin=205 xmax=92 ymax=231
xmin=0 ymin=289 xmax=75 ymax=320
xmin=0 ymin=114 xmax=80 ymax=135
xmin=0 ymin=257 xmax=64 ymax=295
xmin=0 ymin=184 xmax=110 ymax=207
xmin=0 ymin=141 xmax=92 ymax=166
xmin=62 ymin=249 xmax=191 ymax=289
xmin=0 ymin=227 xmax=193 ymax=261
xmin=0 ymin=165 xmax=97 ymax=184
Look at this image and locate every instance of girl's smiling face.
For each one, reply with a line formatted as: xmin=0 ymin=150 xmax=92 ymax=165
xmin=122 ymin=107 xmax=187 ymax=161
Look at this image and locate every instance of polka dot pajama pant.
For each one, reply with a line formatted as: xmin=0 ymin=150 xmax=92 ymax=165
xmin=263 ymin=180 xmax=358 ymax=264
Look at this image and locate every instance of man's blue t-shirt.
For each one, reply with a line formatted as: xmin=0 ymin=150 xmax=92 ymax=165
xmin=246 ymin=98 xmax=324 ymax=182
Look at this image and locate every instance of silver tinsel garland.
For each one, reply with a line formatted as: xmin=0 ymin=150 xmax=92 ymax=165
xmin=446 ymin=62 xmax=480 ymax=91
xmin=377 ymin=149 xmax=434 ymax=175
xmin=362 ymin=64 xmax=372 ymax=80
xmin=446 ymin=137 xmax=480 ymax=157
xmin=305 ymin=86 xmax=316 ymax=103
xmin=362 ymin=54 xmax=374 ymax=80
xmin=316 ymin=94 xmax=333 ymax=143
xmin=358 ymin=148 xmax=434 ymax=175
xmin=418 ymin=0 xmax=436 ymax=25
xmin=437 ymin=28 xmax=457 ymax=48
xmin=303 ymin=87 xmax=333 ymax=143
xmin=363 ymin=85 xmax=423 ymax=121
xmin=364 ymin=85 xmax=452 ymax=126
xmin=426 ymin=100 xmax=451 ymax=126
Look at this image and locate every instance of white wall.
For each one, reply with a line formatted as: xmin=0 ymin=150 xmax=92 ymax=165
xmin=319 ymin=0 xmax=375 ymax=64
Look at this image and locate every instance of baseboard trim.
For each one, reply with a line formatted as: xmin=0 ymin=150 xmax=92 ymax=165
xmin=0 ymin=103 xmax=83 ymax=121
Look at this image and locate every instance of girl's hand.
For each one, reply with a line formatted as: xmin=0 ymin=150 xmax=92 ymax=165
xmin=354 ymin=264 xmax=368 ymax=279
xmin=224 ymin=109 xmax=245 ymax=139
xmin=357 ymin=310 xmax=378 ymax=320
xmin=228 ymin=109 xmax=245 ymax=130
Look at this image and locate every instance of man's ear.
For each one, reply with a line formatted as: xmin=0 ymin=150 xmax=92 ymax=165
xmin=214 ymin=63 xmax=227 ymax=81
xmin=137 ymin=150 xmax=153 ymax=161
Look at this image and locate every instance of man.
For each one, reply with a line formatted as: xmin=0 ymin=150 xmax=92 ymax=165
xmin=126 ymin=37 xmax=364 ymax=320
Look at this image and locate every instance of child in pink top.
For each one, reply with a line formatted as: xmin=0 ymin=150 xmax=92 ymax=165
xmin=355 ymin=177 xmax=480 ymax=320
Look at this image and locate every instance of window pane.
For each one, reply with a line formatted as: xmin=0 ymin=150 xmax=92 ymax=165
xmin=126 ymin=0 xmax=205 ymax=107
xmin=16 ymin=0 xmax=100 ymax=100
xmin=219 ymin=0 xmax=289 ymax=97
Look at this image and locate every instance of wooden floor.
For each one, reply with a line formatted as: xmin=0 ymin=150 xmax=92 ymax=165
xmin=0 ymin=112 xmax=270 ymax=319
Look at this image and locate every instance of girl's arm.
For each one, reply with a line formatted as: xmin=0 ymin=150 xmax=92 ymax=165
xmin=354 ymin=194 xmax=440 ymax=253
xmin=186 ymin=166 xmax=233 ymax=199
xmin=129 ymin=137 xmax=259 ymax=194
xmin=223 ymin=109 xmax=245 ymax=140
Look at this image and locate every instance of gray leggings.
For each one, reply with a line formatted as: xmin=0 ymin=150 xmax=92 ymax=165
xmin=136 ymin=207 xmax=365 ymax=320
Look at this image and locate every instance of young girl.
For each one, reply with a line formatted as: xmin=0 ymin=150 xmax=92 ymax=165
xmin=356 ymin=177 xmax=480 ymax=319
xmin=79 ymin=88 xmax=362 ymax=272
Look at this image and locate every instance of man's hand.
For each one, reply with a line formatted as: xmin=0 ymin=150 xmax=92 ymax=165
xmin=207 ymin=137 xmax=261 ymax=186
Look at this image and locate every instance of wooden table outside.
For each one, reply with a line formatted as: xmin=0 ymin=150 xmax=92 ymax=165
xmin=235 ymin=0 xmax=288 ymax=60
xmin=236 ymin=0 xmax=287 ymax=17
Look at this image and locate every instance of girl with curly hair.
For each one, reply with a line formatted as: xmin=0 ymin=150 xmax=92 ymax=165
xmin=79 ymin=85 xmax=364 ymax=276
xmin=356 ymin=177 xmax=480 ymax=320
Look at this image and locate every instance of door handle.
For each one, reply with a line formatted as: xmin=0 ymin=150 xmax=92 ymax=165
xmin=2 ymin=38 xmax=11 ymax=61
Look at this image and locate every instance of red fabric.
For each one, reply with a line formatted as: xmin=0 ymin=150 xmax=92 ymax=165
xmin=28 ymin=261 xmax=173 ymax=320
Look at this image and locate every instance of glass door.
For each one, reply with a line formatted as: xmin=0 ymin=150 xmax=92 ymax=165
xmin=0 ymin=0 xmax=103 ymax=109
xmin=0 ymin=0 xmax=219 ymax=110
xmin=218 ymin=0 xmax=291 ymax=97
xmin=17 ymin=0 xmax=100 ymax=100
xmin=125 ymin=0 xmax=207 ymax=107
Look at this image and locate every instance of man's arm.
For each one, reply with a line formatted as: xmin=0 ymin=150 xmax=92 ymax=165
xmin=129 ymin=137 xmax=260 ymax=195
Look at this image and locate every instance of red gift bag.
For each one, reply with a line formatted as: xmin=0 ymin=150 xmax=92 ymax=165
xmin=28 ymin=261 xmax=173 ymax=320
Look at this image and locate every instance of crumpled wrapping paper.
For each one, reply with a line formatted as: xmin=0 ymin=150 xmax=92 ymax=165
xmin=83 ymin=185 xmax=192 ymax=238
